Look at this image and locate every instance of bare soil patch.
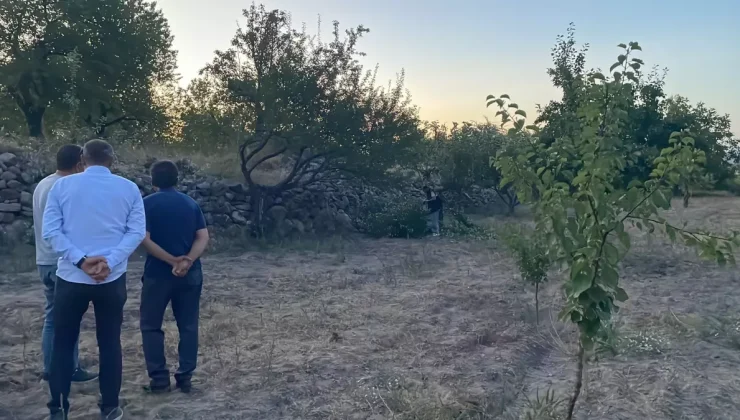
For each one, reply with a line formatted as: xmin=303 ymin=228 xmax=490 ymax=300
xmin=1 ymin=197 xmax=740 ymax=419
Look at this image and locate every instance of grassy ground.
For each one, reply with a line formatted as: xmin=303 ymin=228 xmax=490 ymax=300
xmin=1 ymin=197 xmax=740 ymax=419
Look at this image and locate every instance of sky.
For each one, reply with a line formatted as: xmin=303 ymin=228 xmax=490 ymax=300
xmin=156 ymin=0 xmax=740 ymax=133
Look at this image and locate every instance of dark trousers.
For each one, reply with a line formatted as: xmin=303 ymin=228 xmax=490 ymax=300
xmin=48 ymin=275 xmax=127 ymax=414
xmin=140 ymin=267 xmax=203 ymax=387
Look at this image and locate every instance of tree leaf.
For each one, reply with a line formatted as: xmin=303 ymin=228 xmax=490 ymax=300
xmin=486 ymin=94 xmax=495 ymax=101
xmin=610 ymin=62 xmax=621 ymax=72
xmin=500 ymin=94 xmax=510 ymax=99
xmin=508 ymin=103 xmax=519 ymax=110
xmin=617 ymin=43 xmax=627 ymax=48
xmin=515 ymin=109 xmax=527 ymax=118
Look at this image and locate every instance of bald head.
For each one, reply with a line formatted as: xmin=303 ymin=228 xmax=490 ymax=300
xmin=83 ymin=139 xmax=115 ymax=167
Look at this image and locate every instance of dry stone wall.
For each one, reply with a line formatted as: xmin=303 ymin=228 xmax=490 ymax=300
xmin=0 ymin=150 xmax=503 ymax=249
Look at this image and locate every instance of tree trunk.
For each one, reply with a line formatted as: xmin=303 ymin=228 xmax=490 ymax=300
xmin=535 ymin=282 xmax=539 ymax=328
xmin=249 ymin=186 xmax=266 ymax=237
xmin=23 ymin=106 xmax=46 ymax=139
xmin=566 ymin=343 xmax=586 ymax=420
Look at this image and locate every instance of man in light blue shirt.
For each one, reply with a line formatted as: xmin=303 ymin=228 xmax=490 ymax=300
xmin=42 ymin=139 xmax=145 ymax=420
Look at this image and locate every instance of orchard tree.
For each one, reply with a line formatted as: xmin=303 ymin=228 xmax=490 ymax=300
xmin=0 ymin=0 xmax=176 ymax=138
xmin=202 ymin=4 xmax=423 ymax=231
xmin=492 ymin=42 xmax=739 ymax=419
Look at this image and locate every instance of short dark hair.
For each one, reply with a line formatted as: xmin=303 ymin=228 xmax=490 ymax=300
xmin=56 ymin=144 xmax=83 ymax=171
xmin=150 ymin=160 xmax=179 ymax=189
xmin=83 ymin=139 xmax=115 ymax=166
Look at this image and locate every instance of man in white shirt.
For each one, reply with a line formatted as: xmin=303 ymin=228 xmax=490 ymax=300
xmin=43 ymin=139 xmax=146 ymax=420
xmin=33 ymin=144 xmax=98 ymax=384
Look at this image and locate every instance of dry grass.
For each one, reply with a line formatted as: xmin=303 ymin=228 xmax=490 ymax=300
xmin=1 ymin=197 xmax=740 ymax=419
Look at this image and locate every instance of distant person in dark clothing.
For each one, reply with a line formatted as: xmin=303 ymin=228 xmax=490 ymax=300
xmin=140 ymin=160 xmax=210 ymax=394
xmin=423 ymin=186 xmax=442 ymax=236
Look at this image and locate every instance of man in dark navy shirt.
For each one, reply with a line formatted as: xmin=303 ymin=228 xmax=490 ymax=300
xmin=140 ymin=160 xmax=209 ymax=394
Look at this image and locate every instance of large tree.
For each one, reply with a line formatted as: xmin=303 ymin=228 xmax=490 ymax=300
xmin=202 ymin=4 xmax=423 ymax=230
xmin=0 ymin=0 xmax=176 ymax=138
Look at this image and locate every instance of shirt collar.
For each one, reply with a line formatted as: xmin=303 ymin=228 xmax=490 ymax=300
xmin=159 ymin=187 xmax=177 ymax=192
xmin=84 ymin=165 xmax=112 ymax=175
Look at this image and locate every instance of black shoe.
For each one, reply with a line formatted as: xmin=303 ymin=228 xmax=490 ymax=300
xmin=48 ymin=410 xmax=68 ymax=420
xmin=71 ymin=368 xmax=99 ymax=383
xmin=175 ymin=381 xmax=192 ymax=394
xmin=142 ymin=383 xmax=171 ymax=394
xmin=101 ymin=407 xmax=123 ymax=420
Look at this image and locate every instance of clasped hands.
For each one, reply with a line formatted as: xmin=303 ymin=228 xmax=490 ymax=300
xmin=81 ymin=256 xmax=111 ymax=282
xmin=170 ymin=256 xmax=193 ymax=277
xmin=81 ymin=255 xmax=192 ymax=281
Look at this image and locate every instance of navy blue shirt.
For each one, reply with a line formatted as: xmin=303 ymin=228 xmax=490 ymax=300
xmin=143 ymin=188 xmax=206 ymax=278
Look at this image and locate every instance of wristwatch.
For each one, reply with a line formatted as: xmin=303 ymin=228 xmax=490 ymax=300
xmin=75 ymin=256 xmax=87 ymax=269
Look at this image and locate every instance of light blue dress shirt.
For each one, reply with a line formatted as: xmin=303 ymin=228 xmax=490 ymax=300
xmin=42 ymin=166 xmax=146 ymax=285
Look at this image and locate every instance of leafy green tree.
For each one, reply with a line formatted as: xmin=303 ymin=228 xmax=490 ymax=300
xmin=0 ymin=0 xmax=176 ymax=138
xmin=535 ymin=25 xmax=737 ymax=193
xmin=202 ymin=4 xmax=423 ymax=231
xmin=178 ymin=75 xmax=254 ymax=152
xmin=493 ymin=42 xmax=739 ymax=419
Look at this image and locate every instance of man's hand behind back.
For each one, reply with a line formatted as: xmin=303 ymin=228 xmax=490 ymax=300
xmin=82 ymin=256 xmax=111 ymax=282
xmin=172 ymin=256 xmax=193 ymax=277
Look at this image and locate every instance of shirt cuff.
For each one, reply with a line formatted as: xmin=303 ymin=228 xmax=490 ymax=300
xmin=68 ymin=248 xmax=86 ymax=266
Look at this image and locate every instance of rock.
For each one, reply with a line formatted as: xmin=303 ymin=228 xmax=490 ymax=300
xmin=7 ymin=180 xmax=22 ymax=189
xmin=335 ymin=210 xmax=355 ymax=232
xmin=0 ymin=152 xmax=17 ymax=166
xmin=0 ymin=180 xmax=4 ymax=189
xmin=231 ymin=211 xmax=248 ymax=225
xmin=0 ymin=189 xmax=20 ymax=200
xmin=8 ymin=165 xmax=21 ymax=175
xmin=313 ymin=209 xmax=336 ymax=234
xmin=0 ymin=171 xmax=16 ymax=181
xmin=0 ymin=212 xmax=14 ymax=223
xmin=196 ymin=181 xmax=211 ymax=190
xmin=266 ymin=205 xmax=288 ymax=223
xmin=20 ymin=171 xmax=34 ymax=184
xmin=291 ymin=219 xmax=305 ymax=234
xmin=205 ymin=213 xmax=214 ymax=226
xmin=226 ymin=182 xmax=245 ymax=193
xmin=20 ymin=192 xmax=32 ymax=206
xmin=213 ymin=214 xmax=230 ymax=226
xmin=0 ymin=203 xmax=21 ymax=212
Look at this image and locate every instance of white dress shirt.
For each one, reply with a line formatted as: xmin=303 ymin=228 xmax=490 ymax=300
xmin=42 ymin=165 xmax=146 ymax=285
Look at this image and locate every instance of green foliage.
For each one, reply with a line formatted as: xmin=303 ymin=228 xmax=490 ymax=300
xmin=200 ymin=4 xmax=423 ymax=194
xmin=500 ymin=224 xmax=549 ymax=287
xmin=535 ymin=25 xmax=738 ymax=190
xmin=357 ymin=196 xmax=427 ymax=239
xmin=494 ymin=42 xmax=740 ymax=356
xmin=499 ymin=223 xmax=550 ymax=325
xmin=441 ymin=212 xmax=496 ymax=240
xmin=418 ymin=121 xmax=521 ymax=214
xmin=0 ymin=0 xmax=177 ymax=138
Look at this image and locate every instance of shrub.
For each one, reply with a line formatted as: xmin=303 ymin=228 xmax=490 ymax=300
xmin=358 ymin=196 xmax=428 ymax=239
xmin=442 ymin=212 xmax=496 ymax=240
xmin=499 ymin=223 xmax=550 ymax=326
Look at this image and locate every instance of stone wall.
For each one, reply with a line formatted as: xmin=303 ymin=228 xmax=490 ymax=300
xmin=0 ymin=150 xmax=504 ymax=249
xmin=0 ymin=151 xmax=381 ymax=247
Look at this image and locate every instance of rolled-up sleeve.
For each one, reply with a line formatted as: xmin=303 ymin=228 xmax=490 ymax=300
xmin=42 ymin=181 xmax=86 ymax=264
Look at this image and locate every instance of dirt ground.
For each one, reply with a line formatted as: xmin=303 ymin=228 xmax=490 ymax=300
xmin=2 ymin=197 xmax=740 ymax=419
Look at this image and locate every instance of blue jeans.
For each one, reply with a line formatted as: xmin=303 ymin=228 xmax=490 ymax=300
xmin=140 ymin=267 xmax=203 ymax=387
xmin=39 ymin=265 xmax=79 ymax=375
